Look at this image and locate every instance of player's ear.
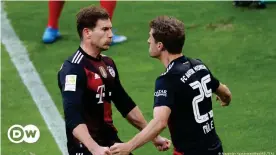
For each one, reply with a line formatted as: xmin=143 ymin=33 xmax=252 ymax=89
xmin=83 ymin=28 xmax=92 ymax=39
xmin=157 ymin=42 xmax=165 ymax=51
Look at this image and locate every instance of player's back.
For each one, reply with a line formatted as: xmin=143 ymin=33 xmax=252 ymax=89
xmin=154 ymin=56 xmax=221 ymax=153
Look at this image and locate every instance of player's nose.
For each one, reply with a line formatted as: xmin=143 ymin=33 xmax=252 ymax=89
xmin=108 ymin=29 xmax=113 ymax=38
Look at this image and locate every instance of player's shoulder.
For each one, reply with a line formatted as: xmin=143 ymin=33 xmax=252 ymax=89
xmin=159 ymin=57 xmax=189 ymax=77
xmin=160 ymin=61 xmax=179 ymax=77
xmin=189 ymin=58 xmax=211 ymax=73
xmin=158 ymin=57 xmax=206 ymax=77
xmin=59 ymin=59 xmax=84 ymax=75
xmin=190 ymin=58 xmax=205 ymax=65
xmin=66 ymin=49 xmax=86 ymax=65
xmin=174 ymin=57 xmax=206 ymax=71
xmin=156 ymin=68 xmax=177 ymax=84
xmin=60 ymin=49 xmax=86 ymax=69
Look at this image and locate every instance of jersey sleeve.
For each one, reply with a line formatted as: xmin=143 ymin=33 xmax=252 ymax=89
xmin=58 ymin=61 xmax=86 ymax=132
xmin=111 ymin=61 xmax=136 ymax=117
xmin=154 ymin=75 xmax=175 ymax=109
xmin=209 ymin=71 xmax=220 ymax=92
xmin=204 ymin=64 xmax=220 ymax=92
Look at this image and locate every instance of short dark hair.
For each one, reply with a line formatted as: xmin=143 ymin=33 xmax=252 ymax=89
xmin=149 ymin=16 xmax=185 ymax=54
xmin=76 ymin=6 xmax=110 ymax=38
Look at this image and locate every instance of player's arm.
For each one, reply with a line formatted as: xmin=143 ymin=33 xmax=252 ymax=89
xmin=73 ymin=124 xmax=103 ymax=153
xmin=125 ymin=106 xmax=148 ymax=130
xmin=110 ymin=76 xmax=173 ymax=154
xmin=206 ymin=65 xmax=232 ymax=106
xmin=112 ymin=77 xmax=148 ymax=130
xmin=215 ymin=83 xmax=232 ymax=106
xmin=111 ymin=79 xmax=170 ymax=152
xmin=111 ymin=62 xmax=148 ymax=131
xmin=130 ymin=106 xmax=171 ymax=150
xmin=59 ymin=63 xmax=108 ymax=154
xmin=113 ymin=106 xmax=171 ymax=154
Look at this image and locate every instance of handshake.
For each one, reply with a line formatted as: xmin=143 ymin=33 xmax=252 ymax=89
xmin=90 ymin=136 xmax=171 ymax=155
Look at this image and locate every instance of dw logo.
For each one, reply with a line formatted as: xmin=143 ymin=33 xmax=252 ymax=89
xmin=7 ymin=124 xmax=40 ymax=143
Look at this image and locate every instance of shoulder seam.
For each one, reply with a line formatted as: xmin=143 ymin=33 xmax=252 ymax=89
xmin=71 ymin=50 xmax=84 ymax=64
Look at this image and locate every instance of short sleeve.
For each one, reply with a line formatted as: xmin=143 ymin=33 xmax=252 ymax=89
xmin=209 ymin=72 xmax=220 ymax=92
xmin=154 ymin=76 xmax=175 ymax=109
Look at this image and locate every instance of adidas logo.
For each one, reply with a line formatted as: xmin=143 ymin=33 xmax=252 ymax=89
xmin=95 ymin=73 xmax=100 ymax=79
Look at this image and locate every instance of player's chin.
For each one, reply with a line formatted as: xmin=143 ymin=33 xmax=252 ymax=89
xmin=101 ymin=45 xmax=110 ymax=51
xmin=149 ymin=53 xmax=159 ymax=58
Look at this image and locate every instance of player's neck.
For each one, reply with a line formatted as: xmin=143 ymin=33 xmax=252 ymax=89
xmin=160 ymin=52 xmax=183 ymax=68
xmin=80 ymin=42 xmax=101 ymax=59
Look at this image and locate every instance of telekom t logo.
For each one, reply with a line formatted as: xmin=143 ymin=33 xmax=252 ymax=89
xmin=96 ymin=85 xmax=105 ymax=104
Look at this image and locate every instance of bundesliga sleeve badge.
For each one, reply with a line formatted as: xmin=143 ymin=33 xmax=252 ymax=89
xmin=64 ymin=75 xmax=77 ymax=91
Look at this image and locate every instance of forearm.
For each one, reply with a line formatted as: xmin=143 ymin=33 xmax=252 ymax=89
xmin=72 ymin=124 xmax=100 ymax=153
xmin=127 ymin=118 xmax=166 ymax=151
xmin=126 ymin=106 xmax=148 ymax=131
xmin=216 ymin=83 xmax=232 ymax=104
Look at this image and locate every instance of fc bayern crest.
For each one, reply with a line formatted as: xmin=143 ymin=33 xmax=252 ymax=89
xmin=107 ymin=66 xmax=116 ymax=77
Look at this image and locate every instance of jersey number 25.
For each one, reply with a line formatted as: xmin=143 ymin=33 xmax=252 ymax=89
xmin=189 ymin=74 xmax=213 ymax=124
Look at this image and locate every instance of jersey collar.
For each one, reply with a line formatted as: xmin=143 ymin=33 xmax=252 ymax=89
xmin=168 ymin=55 xmax=188 ymax=67
xmin=78 ymin=46 xmax=102 ymax=61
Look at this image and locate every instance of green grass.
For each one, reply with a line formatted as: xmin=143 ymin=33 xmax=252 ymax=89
xmin=1 ymin=45 xmax=61 ymax=155
xmin=2 ymin=1 xmax=276 ymax=154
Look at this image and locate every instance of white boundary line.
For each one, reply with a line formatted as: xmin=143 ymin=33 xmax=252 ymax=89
xmin=1 ymin=5 xmax=68 ymax=155
xmin=0 ymin=4 xmax=2 ymax=155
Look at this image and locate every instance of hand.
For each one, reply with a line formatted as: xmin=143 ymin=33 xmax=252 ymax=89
xmin=110 ymin=143 xmax=132 ymax=155
xmin=216 ymin=96 xmax=229 ymax=107
xmin=152 ymin=136 xmax=171 ymax=151
xmin=90 ymin=146 xmax=111 ymax=155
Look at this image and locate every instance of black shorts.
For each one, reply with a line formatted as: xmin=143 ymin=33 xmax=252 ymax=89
xmin=67 ymin=134 xmax=134 ymax=155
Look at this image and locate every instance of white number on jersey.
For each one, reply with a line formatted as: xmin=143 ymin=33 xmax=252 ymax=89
xmin=189 ymin=74 xmax=213 ymax=124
